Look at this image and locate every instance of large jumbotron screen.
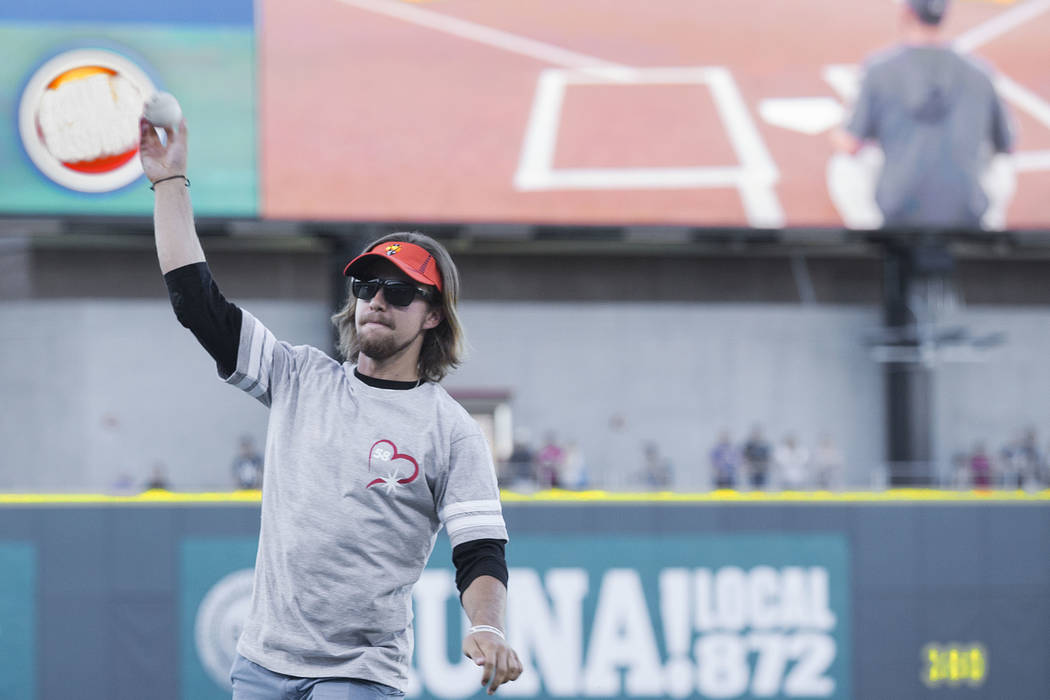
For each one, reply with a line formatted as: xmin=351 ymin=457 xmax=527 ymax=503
xmin=1 ymin=0 xmax=1047 ymax=227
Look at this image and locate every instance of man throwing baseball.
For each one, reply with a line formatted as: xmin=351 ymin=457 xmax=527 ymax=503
xmin=140 ymin=114 xmax=522 ymax=698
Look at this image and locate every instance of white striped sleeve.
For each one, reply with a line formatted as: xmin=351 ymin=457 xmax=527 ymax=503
xmin=439 ymin=499 xmax=507 ymax=548
xmin=438 ymin=429 xmax=508 ymax=548
xmin=222 ymin=309 xmax=280 ymax=406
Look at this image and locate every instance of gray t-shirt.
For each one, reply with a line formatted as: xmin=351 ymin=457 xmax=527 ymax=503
xmin=224 ymin=310 xmax=508 ymax=689
xmin=847 ymin=45 xmax=1013 ymax=228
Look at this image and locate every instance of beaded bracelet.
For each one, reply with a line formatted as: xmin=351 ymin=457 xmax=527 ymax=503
xmin=150 ymin=175 xmax=190 ymax=191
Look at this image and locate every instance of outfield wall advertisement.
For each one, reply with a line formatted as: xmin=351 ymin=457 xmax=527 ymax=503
xmin=181 ymin=534 xmax=851 ymax=699
xmin=1 ymin=499 xmax=1047 ymax=699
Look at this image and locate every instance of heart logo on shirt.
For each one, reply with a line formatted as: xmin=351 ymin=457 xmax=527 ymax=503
xmin=366 ymin=439 xmax=420 ymax=491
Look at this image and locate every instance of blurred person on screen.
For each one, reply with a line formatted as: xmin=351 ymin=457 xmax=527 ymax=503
xmin=140 ymin=117 xmax=521 ymax=697
xmin=830 ymin=0 xmax=1014 ymax=230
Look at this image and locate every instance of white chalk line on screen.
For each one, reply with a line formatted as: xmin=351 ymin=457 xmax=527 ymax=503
xmin=952 ymin=0 xmax=1050 ymax=53
xmin=954 ymin=0 xmax=1050 ymax=175
xmin=335 ymin=0 xmax=626 ymax=73
xmin=706 ymin=67 xmax=784 ymax=228
xmin=511 ymin=66 xmax=784 ymax=227
xmin=996 ymin=75 xmax=1050 ymax=131
xmin=339 ymin=0 xmax=785 ymax=226
xmin=514 ymin=69 xmax=566 ymax=188
xmin=1013 ymin=150 xmax=1050 ymax=172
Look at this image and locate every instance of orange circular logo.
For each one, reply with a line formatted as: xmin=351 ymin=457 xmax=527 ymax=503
xmin=19 ymin=49 xmax=158 ymax=192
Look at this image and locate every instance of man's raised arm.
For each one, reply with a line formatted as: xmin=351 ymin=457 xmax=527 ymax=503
xmin=140 ymin=114 xmax=241 ymax=377
xmin=139 ymin=117 xmax=204 ymax=274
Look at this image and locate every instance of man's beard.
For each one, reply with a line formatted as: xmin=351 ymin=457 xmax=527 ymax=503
xmin=358 ymin=327 xmax=421 ymax=362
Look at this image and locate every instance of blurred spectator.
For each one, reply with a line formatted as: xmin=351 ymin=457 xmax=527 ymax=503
xmin=110 ymin=473 xmax=136 ymax=496
xmin=144 ymin=462 xmax=171 ymax=491
xmin=232 ymin=434 xmax=264 ymax=490
xmin=831 ymin=0 xmax=1014 ymax=230
xmin=100 ymin=412 xmax=130 ymax=490
xmin=773 ymin=434 xmax=811 ymax=490
xmin=503 ymin=432 xmax=537 ymax=491
xmin=998 ymin=434 xmax=1023 ymax=489
xmin=811 ymin=435 xmax=846 ymax=490
xmin=949 ymin=448 xmax=972 ymax=489
xmin=709 ymin=431 xmax=740 ymax=489
xmin=742 ymin=426 xmax=772 ymax=489
xmin=1001 ymin=428 xmax=1045 ymax=490
xmin=535 ymin=432 xmax=565 ymax=489
xmin=560 ymin=440 xmax=590 ymax=490
xmin=969 ymin=443 xmax=992 ymax=489
xmin=597 ymin=412 xmax=633 ymax=490
xmin=642 ymin=441 xmax=674 ymax=490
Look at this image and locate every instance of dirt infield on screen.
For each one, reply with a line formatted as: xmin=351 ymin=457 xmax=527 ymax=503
xmin=259 ymin=0 xmax=1050 ymax=228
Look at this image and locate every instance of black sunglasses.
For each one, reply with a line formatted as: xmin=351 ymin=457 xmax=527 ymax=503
xmin=351 ymin=278 xmax=437 ymax=307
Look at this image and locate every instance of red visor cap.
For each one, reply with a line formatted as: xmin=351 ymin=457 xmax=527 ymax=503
xmin=342 ymin=241 xmax=443 ymax=292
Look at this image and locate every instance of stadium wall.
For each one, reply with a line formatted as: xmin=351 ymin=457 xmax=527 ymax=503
xmin=5 ymin=297 xmax=1050 ymax=491
xmin=0 ymin=497 xmax=1046 ymax=700
xmin=1 ymin=299 xmax=886 ymax=491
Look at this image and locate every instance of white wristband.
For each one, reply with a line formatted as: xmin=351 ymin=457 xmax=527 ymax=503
xmin=468 ymin=625 xmax=505 ymax=640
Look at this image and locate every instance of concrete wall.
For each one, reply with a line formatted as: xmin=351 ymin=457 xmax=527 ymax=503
xmin=451 ymin=303 xmax=884 ymax=490
xmin=934 ymin=307 xmax=1050 ymax=483
xmin=2 ymin=297 xmax=1047 ymax=492
xmin=0 ymin=299 xmax=325 ymax=491
xmin=2 ymin=298 xmax=882 ymax=491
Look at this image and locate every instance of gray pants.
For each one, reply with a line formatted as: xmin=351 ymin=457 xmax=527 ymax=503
xmin=231 ymin=655 xmax=405 ymax=700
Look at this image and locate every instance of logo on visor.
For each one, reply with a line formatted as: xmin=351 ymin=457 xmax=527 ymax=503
xmin=366 ymin=439 xmax=419 ymax=493
xmin=385 ymin=244 xmax=402 ymax=256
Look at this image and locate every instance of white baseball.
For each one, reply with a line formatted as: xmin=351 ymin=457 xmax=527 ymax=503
xmin=143 ymin=91 xmax=183 ymax=129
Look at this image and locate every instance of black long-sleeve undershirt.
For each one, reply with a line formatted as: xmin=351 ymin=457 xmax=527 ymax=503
xmin=453 ymin=539 xmax=508 ymax=596
xmin=163 ymin=262 xmax=241 ymax=378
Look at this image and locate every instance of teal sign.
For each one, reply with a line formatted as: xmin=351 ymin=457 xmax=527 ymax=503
xmin=0 ymin=542 xmax=36 ymax=700
xmin=180 ymin=533 xmax=850 ymax=699
xmin=417 ymin=534 xmax=851 ymax=700
xmin=179 ymin=537 xmax=257 ymax=700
